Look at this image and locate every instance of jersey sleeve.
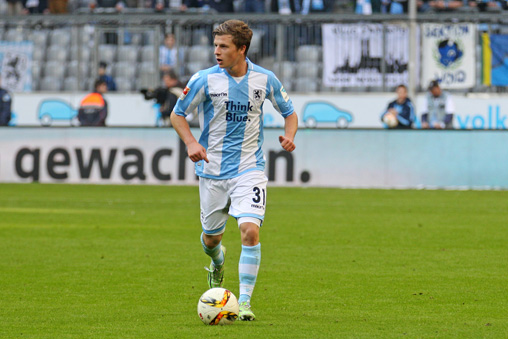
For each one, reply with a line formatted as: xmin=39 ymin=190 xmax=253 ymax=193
xmin=266 ymin=74 xmax=294 ymax=118
xmin=173 ymin=72 xmax=206 ymax=117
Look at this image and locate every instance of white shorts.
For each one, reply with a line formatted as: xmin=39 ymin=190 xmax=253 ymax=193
xmin=199 ymin=170 xmax=268 ymax=235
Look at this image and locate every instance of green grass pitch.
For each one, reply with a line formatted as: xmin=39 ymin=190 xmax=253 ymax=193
xmin=1 ymin=183 xmax=507 ymax=338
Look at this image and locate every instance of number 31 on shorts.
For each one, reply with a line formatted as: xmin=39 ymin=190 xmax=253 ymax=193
xmin=252 ymin=187 xmax=266 ymax=206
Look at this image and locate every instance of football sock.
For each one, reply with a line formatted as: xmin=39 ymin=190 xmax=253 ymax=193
xmin=200 ymin=232 xmax=224 ymax=267
xmin=238 ymin=243 xmax=261 ymax=304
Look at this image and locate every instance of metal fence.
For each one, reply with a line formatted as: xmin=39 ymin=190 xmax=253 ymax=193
xmin=1 ymin=12 xmax=508 ymax=93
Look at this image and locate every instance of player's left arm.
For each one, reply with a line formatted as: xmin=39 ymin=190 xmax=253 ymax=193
xmin=279 ymin=112 xmax=298 ymax=152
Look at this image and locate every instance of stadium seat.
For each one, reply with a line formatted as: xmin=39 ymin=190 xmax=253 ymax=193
xmin=113 ymin=61 xmax=137 ymax=79
xmin=192 ymin=29 xmax=210 ymax=46
xmin=273 ymin=61 xmax=296 ymax=79
xmin=141 ymin=45 xmax=155 ymax=63
xmin=31 ymin=78 xmax=40 ymax=91
xmin=249 ymin=29 xmax=264 ymax=56
xmin=43 ymin=61 xmax=66 ymax=79
xmin=32 ymin=62 xmax=42 ymax=82
xmin=28 ymin=30 xmax=49 ymax=50
xmin=4 ymin=29 xmax=25 ymax=42
xmin=63 ymin=77 xmax=79 ymax=91
xmin=117 ymin=45 xmax=139 ymax=63
xmin=296 ymin=45 xmax=322 ymax=63
xmin=259 ymin=56 xmax=275 ymax=71
xmin=115 ymin=77 xmax=134 ymax=92
xmin=186 ymin=62 xmax=211 ymax=76
xmin=187 ymin=45 xmax=213 ymax=63
xmin=296 ymin=62 xmax=321 ymax=78
xmin=70 ymin=45 xmax=92 ymax=63
xmin=294 ymin=78 xmax=319 ymax=93
xmin=50 ymin=29 xmax=71 ymax=47
xmin=32 ymin=47 xmax=46 ymax=62
xmin=46 ymin=45 xmax=69 ymax=63
xmin=40 ymin=76 xmax=63 ymax=91
xmin=66 ymin=60 xmax=90 ymax=79
xmin=98 ymin=44 xmax=117 ymax=64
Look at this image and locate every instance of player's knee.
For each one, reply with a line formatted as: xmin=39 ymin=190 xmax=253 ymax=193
xmin=203 ymin=233 xmax=222 ymax=248
xmin=240 ymin=223 xmax=260 ymax=246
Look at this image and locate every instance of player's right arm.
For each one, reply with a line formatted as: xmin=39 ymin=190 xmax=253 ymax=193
xmin=170 ymin=113 xmax=208 ymax=163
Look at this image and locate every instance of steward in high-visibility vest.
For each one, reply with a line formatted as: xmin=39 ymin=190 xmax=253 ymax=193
xmin=78 ymin=80 xmax=108 ymax=126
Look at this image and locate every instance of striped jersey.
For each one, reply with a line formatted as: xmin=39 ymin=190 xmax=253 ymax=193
xmin=174 ymin=58 xmax=294 ymax=179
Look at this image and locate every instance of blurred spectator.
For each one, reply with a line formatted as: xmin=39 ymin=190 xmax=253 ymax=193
xmin=140 ymin=69 xmax=187 ymax=126
xmin=301 ymin=0 xmax=334 ymax=13
xmin=78 ymin=79 xmax=108 ymax=126
xmin=355 ymin=0 xmax=372 ymax=14
xmin=49 ymin=0 xmax=68 ymax=13
xmin=181 ymin=0 xmax=234 ymax=12
xmin=23 ymin=0 xmax=49 ymax=13
xmin=270 ymin=0 xmax=299 ymax=14
xmin=89 ymin=0 xmax=125 ymax=12
xmin=0 ymin=79 xmax=12 ymax=126
xmin=159 ymin=33 xmax=177 ymax=73
xmin=420 ymin=80 xmax=454 ymax=129
xmin=381 ymin=0 xmax=407 ymax=13
xmin=98 ymin=61 xmax=117 ymax=92
xmin=426 ymin=0 xmax=464 ymax=11
xmin=380 ymin=84 xmax=415 ymax=129
xmin=470 ymin=0 xmax=503 ymax=11
xmin=7 ymin=0 xmax=25 ymax=15
xmin=244 ymin=0 xmax=265 ymax=12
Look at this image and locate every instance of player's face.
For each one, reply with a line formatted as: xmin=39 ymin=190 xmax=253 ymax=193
xmin=214 ymin=34 xmax=246 ymax=71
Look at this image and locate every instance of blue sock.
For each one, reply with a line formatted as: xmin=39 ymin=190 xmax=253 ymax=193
xmin=238 ymin=243 xmax=261 ymax=304
xmin=201 ymin=233 xmax=224 ymax=267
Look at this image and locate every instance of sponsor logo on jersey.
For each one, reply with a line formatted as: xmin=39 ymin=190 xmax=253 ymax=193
xmin=225 ymin=100 xmax=253 ymax=113
xmin=280 ymin=87 xmax=289 ymax=102
xmin=179 ymin=86 xmax=190 ymax=100
xmin=210 ymin=92 xmax=227 ymax=98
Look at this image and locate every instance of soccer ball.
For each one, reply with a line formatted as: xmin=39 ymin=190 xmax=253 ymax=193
xmin=383 ymin=112 xmax=398 ymax=128
xmin=197 ymin=288 xmax=239 ymax=325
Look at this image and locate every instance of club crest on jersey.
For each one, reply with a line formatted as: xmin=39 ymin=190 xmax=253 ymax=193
xmin=253 ymin=89 xmax=263 ymax=102
xmin=180 ymin=86 xmax=190 ymax=100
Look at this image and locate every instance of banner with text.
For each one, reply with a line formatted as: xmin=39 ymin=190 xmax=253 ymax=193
xmin=1 ymin=129 xmax=508 ymax=189
xmin=421 ymin=23 xmax=476 ymax=89
xmin=322 ymin=23 xmax=409 ymax=88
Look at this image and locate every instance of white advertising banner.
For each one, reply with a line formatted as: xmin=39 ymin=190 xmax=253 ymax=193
xmin=322 ymin=23 xmax=409 ymax=88
xmin=0 ymin=42 xmax=33 ymax=92
xmin=6 ymin=92 xmax=508 ymax=130
xmin=421 ymin=23 xmax=476 ymax=89
xmin=1 ymin=128 xmax=508 ymax=189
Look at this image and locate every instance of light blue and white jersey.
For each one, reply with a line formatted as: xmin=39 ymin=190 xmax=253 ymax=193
xmin=174 ymin=58 xmax=294 ymax=179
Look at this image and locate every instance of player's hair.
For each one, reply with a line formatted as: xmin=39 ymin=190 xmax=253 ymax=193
xmin=396 ymin=84 xmax=407 ymax=90
xmin=212 ymin=20 xmax=253 ymax=56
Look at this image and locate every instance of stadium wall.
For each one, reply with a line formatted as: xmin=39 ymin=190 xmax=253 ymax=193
xmin=8 ymin=93 xmax=508 ymax=130
xmin=1 ymin=128 xmax=507 ymax=189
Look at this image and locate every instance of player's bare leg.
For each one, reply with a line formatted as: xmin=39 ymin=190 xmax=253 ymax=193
xmin=238 ymin=222 xmax=261 ymax=321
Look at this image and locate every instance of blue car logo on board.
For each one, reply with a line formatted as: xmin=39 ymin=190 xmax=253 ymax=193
xmin=302 ymin=101 xmax=353 ymax=128
xmin=38 ymin=99 xmax=78 ymax=126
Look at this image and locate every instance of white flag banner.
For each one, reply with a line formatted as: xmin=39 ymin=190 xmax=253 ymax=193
xmin=0 ymin=42 xmax=33 ymax=92
xmin=421 ymin=23 xmax=476 ymax=89
xmin=322 ymin=24 xmax=409 ymax=88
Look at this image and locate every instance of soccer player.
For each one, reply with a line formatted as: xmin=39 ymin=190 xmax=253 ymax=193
xmin=170 ymin=20 xmax=298 ymax=321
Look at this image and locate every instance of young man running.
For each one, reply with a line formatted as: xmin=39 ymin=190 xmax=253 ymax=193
xmin=170 ymin=20 xmax=298 ymax=321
